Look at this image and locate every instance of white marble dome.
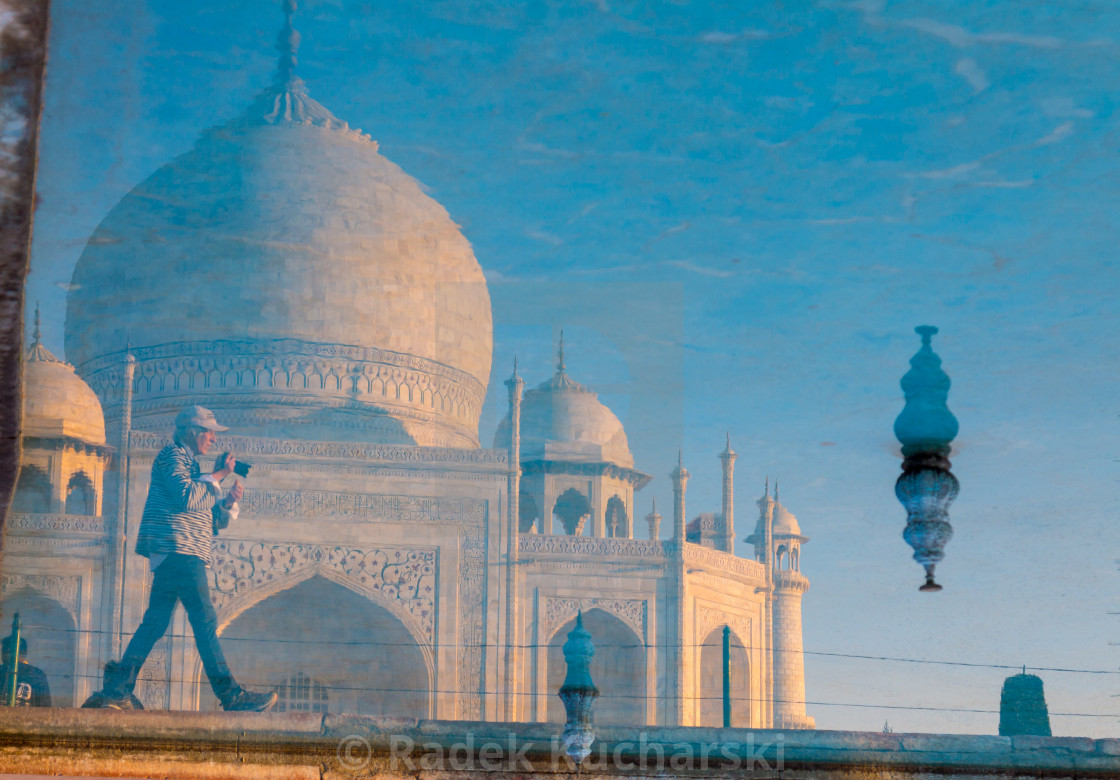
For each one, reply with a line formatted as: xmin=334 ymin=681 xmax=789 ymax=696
xmin=65 ymin=77 xmax=492 ymax=447
xmin=23 ymin=338 xmax=106 ymax=446
xmin=495 ymin=362 xmax=634 ymax=469
xmin=773 ymin=502 xmax=802 ymax=536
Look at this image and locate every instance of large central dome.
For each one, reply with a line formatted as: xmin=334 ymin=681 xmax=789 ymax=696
xmin=66 ymin=50 xmax=492 ymax=447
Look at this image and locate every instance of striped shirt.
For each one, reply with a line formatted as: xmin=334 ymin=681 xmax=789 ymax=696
xmin=136 ymin=442 xmax=232 ymax=566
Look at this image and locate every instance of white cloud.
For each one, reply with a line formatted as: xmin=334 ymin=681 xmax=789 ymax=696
xmin=973 ymin=179 xmax=1035 ymax=189
xmin=699 ymin=29 xmax=772 ymax=44
xmin=663 ymin=260 xmax=736 ymax=278
xmin=1035 ymin=121 xmax=1074 ymax=146
xmin=914 ymin=161 xmax=982 ymax=180
xmin=954 ymin=57 xmax=990 ymax=93
xmin=525 ymin=228 xmax=564 ymax=246
xmin=1040 ymin=97 xmax=1094 ymax=119
xmin=901 ymin=18 xmax=1062 ymax=49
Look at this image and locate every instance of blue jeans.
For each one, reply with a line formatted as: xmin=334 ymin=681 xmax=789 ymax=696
xmin=120 ymin=553 xmax=238 ymax=705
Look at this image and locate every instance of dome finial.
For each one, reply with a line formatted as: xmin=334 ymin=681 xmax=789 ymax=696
xmin=774 ymin=480 xmax=779 ymax=503
xmin=557 ymin=329 xmax=566 ymax=373
xmin=31 ymin=301 xmax=41 ymax=347
xmin=275 ymin=0 xmax=301 ymax=88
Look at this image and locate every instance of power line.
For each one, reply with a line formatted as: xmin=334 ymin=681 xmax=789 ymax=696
xmin=12 ymin=624 xmax=1118 ymax=676
xmin=53 ymin=671 xmax=1120 ymax=718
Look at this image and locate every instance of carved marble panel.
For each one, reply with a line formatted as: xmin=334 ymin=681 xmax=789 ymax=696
xmin=0 ymin=573 xmax=81 ymax=619
xmin=695 ymin=604 xmax=752 ymax=648
xmin=542 ymin=597 xmax=647 ymax=643
xmin=209 ymin=541 xmax=437 ymax=642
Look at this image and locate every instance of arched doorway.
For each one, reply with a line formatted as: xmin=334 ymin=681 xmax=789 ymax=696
xmin=605 ymin=496 xmax=628 ymax=538
xmin=0 ymin=590 xmax=76 ymax=707
xmin=200 ymin=576 xmax=430 ymax=717
xmin=553 ymin=488 xmax=591 ymax=536
xmin=547 ymin=609 xmax=645 ymax=725
xmin=698 ymin=626 xmax=750 ymax=727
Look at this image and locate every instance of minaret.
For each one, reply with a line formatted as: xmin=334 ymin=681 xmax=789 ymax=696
xmin=645 ymin=499 xmax=662 ymax=540
xmin=769 ymin=488 xmax=814 ymax=729
xmin=503 ymin=358 xmax=524 ymax=719
xmin=671 ymin=451 xmax=689 ymax=541
xmin=719 ymin=433 xmax=736 ymax=553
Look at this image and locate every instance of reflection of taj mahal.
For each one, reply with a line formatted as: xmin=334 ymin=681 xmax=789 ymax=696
xmin=4 ymin=13 xmax=813 ymax=729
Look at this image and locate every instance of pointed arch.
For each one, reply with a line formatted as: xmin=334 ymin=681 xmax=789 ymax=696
xmin=12 ymin=465 xmax=51 ymax=514
xmin=553 ymin=488 xmax=591 ymax=536
xmin=698 ymin=625 xmax=751 ymax=727
xmin=0 ymin=589 xmax=76 ymax=707
xmin=605 ymin=495 xmax=628 ymax=538
xmin=200 ymin=575 xmax=431 ymax=717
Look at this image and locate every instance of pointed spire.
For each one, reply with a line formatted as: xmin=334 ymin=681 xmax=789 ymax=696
xmin=557 ymin=329 xmax=566 ymax=373
xmin=765 ymin=476 xmax=769 ymax=497
xmin=26 ymin=303 xmax=61 ymax=364
xmin=31 ymin=302 xmax=41 ymax=346
xmin=774 ymin=480 xmax=779 ymax=503
xmin=652 ymin=497 xmax=657 ymax=513
xmin=275 ymin=0 xmax=301 ymax=88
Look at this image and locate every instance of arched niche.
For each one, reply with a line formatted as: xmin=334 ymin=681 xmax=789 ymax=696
xmin=198 ymin=575 xmax=431 ymax=717
xmin=605 ymin=495 xmax=628 ymax=538
xmin=0 ymin=590 xmax=76 ymax=707
xmin=547 ymin=609 xmax=645 ymax=725
xmin=519 ymin=492 xmax=540 ymax=533
xmin=12 ymin=465 xmax=51 ymax=514
xmin=65 ymin=471 xmax=95 ymax=516
xmin=553 ymin=488 xmax=591 ymax=536
xmin=698 ymin=625 xmax=750 ymax=727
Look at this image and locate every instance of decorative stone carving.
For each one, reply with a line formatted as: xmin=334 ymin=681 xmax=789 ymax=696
xmin=128 ymin=431 xmax=506 ymax=466
xmin=457 ymin=523 xmax=486 ymax=720
xmin=6 ymin=513 xmax=107 ymax=535
xmin=682 ymin=543 xmax=766 ymax=582
xmin=696 ymin=604 xmax=751 ymax=648
xmin=136 ymin=636 xmax=170 ymax=711
xmin=237 ymin=490 xmax=488 ymax=526
xmin=209 ymin=541 xmax=437 ymax=643
xmin=543 ymin=597 xmax=647 ymax=643
xmin=519 ymin=535 xmax=665 ymax=559
xmin=0 ymin=573 xmax=81 ymax=618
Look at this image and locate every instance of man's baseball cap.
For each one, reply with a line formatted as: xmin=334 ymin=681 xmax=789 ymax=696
xmin=174 ymin=405 xmax=229 ymax=432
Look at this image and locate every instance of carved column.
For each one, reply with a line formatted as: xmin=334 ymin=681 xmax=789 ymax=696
xmin=719 ymin=434 xmax=736 ymax=554
xmin=503 ymin=361 xmax=524 ymax=719
xmin=670 ymin=453 xmax=689 ymax=725
xmin=109 ymin=349 xmax=136 ymax=658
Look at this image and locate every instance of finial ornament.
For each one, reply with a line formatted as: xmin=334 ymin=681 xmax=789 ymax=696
xmin=558 ymin=610 xmax=598 ymax=764
xmin=765 ymin=476 xmax=769 ymax=497
xmin=894 ymin=325 xmax=959 ymax=592
xmin=275 ymin=0 xmax=301 ymax=88
xmin=31 ymin=302 xmax=41 ymax=346
xmin=557 ymin=329 xmax=566 ymax=373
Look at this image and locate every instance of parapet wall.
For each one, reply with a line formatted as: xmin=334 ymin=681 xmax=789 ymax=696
xmin=0 ymin=709 xmax=1116 ymax=779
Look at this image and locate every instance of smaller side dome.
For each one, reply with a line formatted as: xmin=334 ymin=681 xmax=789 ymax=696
xmin=494 ymin=344 xmax=633 ymax=469
xmin=22 ymin=313 xmax=106 ymax=446
xmin=773 ymin=502 xmax=802 ymax=536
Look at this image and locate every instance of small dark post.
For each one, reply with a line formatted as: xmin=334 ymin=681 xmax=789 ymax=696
xmin=722 ymin=625 xmax=732 ymax=727
xmin=6 ymin=613 xmax=21 ymax=707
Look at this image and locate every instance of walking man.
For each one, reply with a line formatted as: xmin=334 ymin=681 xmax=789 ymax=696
xmin=84 ymin=405 xmax=277 ymax=711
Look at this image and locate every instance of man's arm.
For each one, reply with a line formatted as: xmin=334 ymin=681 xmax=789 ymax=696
xmin=157 ymin=447 xmax=222 ymax=512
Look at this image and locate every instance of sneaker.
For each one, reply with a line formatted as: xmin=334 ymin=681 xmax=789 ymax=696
xmin=81 ymin=690 xmax=144 ymax=710
xmin=223 ymin=689 xmax=278 ymax=712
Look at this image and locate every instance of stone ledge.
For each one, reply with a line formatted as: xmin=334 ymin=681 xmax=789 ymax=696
xmin=0 ymin=710 xmax=1114 ymax=778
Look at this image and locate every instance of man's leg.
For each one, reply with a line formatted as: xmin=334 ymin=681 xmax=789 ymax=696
xmin=174 ymin=554 xmax=240 ymax=706
xmin=112 ymin=556 xmax=180 ymax=696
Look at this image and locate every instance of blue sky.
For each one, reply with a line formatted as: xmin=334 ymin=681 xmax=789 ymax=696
xmin=28 ymin=0 xmax=1119 ymax=735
